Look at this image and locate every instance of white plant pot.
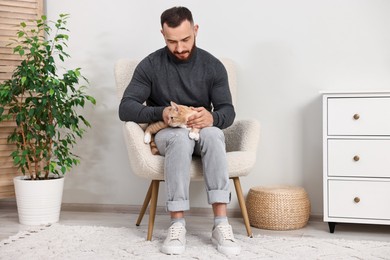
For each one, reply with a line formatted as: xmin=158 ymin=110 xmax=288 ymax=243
xmin=13 ymin=176 xmax=64 ymax=225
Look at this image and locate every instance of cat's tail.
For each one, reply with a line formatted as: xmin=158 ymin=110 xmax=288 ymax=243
xmin=150 ymin=135 xmax=160 ymax=155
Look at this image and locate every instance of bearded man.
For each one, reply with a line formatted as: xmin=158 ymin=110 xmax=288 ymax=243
xmin=119 ymin=6 xmax=239 ymax=256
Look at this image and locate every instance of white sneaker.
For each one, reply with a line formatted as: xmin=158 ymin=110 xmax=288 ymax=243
xmin=160 ymin=222 xmax=186 ymax=255
xmin=211 ymin=223 xmax=241 ymax=256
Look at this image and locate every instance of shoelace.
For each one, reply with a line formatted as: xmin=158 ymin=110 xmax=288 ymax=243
xmin=217 ymin=224 xmax=235 ymax=241
xmin=168 ymin=224 xmax=184 ymax=240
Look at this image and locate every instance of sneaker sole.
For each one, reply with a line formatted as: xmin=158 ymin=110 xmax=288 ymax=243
xmin=211 ymin=237 xmax=241 ymax=256
xmin=161 ymin=245 xmax=185 ymax=255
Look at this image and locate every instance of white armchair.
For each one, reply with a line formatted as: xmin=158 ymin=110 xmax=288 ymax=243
xmin=115 ymin=58 xmax=260 ymax=241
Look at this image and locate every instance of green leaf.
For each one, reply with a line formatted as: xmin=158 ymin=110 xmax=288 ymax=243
xmin=14 ymin=156 xmax=21 ymax=164
xmin=86 ymin=95 xmax=96 ymax=105
xmin=48 ymin=163 xmax=54 ymax=173
xmin=28 ymin=108 xmax=35 ymax=117
xmin=46 ymin=124 xmax=55 ymax=138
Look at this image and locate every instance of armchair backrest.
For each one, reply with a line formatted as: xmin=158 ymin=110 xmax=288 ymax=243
xmin=114 ymin=58 xmax=237 ymax=106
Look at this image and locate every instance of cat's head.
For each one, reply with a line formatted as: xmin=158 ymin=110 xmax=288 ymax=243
xmin=168 ymin=101 xmax=192 ymax=127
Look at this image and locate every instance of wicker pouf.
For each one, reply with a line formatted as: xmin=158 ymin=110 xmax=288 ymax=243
xmin=246 ymin=186 xmax=311 ymax=230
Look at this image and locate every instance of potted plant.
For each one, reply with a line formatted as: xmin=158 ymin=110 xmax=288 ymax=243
xmin=0 ymin=14 xmax=96 ymax=225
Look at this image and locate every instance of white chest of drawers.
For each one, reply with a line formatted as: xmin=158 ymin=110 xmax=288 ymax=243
xmin=322 ymin=91 xmax=390 ymax=233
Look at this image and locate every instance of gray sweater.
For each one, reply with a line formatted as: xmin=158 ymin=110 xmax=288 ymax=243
xmin=119 ymin=46 xmax=235 ymax=129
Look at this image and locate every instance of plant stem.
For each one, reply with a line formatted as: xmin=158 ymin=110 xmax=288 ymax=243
xmin=18 ymin=91 xmax=35 ymax=179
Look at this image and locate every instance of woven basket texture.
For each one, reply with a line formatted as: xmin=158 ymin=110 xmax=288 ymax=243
xmin=246 ymin=186 xmax=311 ymax=230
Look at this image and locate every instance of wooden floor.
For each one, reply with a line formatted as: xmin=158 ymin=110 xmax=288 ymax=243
xmin=1 ymin=203 xmax=390 ymax=242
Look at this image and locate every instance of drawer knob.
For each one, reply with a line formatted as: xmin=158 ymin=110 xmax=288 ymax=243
xmin=353 ymin=114 xmax=360 ymax=120
xmin=354 ymin=197 xmax=360 ymax=203
xmin=353 ymin=155 xmax=360 ymax=162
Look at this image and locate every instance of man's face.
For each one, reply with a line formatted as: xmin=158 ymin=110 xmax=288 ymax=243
xmin=161 ymin=20 xmax=198 ymax=61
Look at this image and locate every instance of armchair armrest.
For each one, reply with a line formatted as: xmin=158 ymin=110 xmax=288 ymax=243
xmin=123 ymin=121 xmax=147 ymax=148
xmin=122 ymin=121 xmax=165 ymax=180
xmin=223 ymin=119 xmax=260 ymax=152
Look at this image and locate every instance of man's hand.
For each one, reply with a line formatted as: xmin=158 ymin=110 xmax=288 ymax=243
xmin=162 ymin=106 xmax=171 ymax=124
xmin=187 ymin=107 xmax=213 ymax=129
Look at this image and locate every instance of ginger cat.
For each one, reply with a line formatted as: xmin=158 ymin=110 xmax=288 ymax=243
xmin=144 ymin=101 xmax=200 ymax=155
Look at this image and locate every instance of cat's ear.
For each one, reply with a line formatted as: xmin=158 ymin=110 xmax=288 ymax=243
xmin=170 ymin=101 xmax=179 ymax=111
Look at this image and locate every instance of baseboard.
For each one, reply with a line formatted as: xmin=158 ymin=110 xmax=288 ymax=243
xmin=0 ymin=198 xmax=17 ymax=209
xmin=61 ymin=203 xmax=242 ymax=218
xmin=0 ymin=199 xmax=239 ymax=218
xmin=0 ymin=199 xmax=322 ymax=221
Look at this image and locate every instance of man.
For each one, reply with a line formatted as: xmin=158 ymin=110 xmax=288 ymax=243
xmin=119 ymin=6 xmax=240 ymax=256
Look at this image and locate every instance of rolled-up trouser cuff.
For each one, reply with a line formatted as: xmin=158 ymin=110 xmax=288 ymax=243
xmin=207 ymin=190 xmax=231 ymax=205
xmin=166 ymin=200 xmax=190 ymax=212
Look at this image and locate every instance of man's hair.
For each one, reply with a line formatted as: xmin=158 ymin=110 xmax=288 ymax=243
xmin=160 ymin=6 xmax=193 ymax=28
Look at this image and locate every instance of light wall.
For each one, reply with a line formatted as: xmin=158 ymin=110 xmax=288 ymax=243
xmin=46 ymin=0 xmax=390 ymax=216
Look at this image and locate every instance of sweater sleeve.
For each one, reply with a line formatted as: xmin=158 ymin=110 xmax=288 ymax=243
xmin=210 ymin=61 xmax=236 ymax=129
xmin=118 ymin=58 xmax=165 ymax=123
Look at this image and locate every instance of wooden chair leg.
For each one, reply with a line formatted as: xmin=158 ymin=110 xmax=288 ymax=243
xmin=136 ymin=181 xmax=153 ymax=226
xmin=147 ymin=180 xmax=160 ymax=241
xmin=232 ymin=177 xmax=253 ymax=238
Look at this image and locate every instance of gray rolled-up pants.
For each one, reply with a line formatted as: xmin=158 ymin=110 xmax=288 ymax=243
xmin=155 ymin=126 xmax=230 ymax=212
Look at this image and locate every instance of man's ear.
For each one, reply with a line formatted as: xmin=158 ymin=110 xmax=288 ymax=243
xmin=194 ymin=24 xmax=199 ymax=36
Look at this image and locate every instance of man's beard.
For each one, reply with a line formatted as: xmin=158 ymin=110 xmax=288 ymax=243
xmin=173 ymin=41 xmax=196 ymax=61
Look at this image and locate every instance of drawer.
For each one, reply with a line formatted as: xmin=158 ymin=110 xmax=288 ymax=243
xmin=327 ymin=97 xmax=390 ymax=135
xmin=328 ymin=139 xmax=390 ymax=178
xmin=328 ymin=180 xmax=390 ymax=220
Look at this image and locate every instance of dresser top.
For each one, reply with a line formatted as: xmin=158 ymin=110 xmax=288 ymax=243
xmin=320 ymin=90 xmax=390 ymax=95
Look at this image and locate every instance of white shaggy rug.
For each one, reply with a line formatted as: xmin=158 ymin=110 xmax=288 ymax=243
xmin=1 ymin=224 xmax=390 ymax=259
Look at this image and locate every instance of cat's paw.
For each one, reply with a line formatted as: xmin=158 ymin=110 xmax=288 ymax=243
xmin=189 ymin=131 xmax=200 ymax=141
xmin=144 ymin=133 xmax=152 ymax=144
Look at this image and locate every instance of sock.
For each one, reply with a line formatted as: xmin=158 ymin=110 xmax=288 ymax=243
xmin=170 ymin=217 xmax=186 ymax=227
xmin=214 ymin=216 xmax=228 ymax=227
